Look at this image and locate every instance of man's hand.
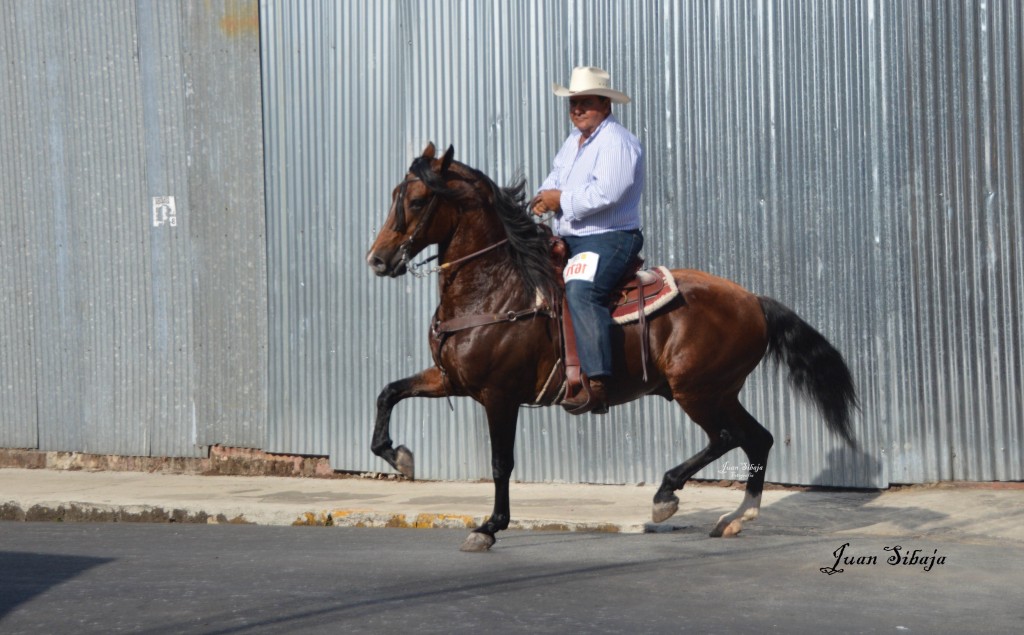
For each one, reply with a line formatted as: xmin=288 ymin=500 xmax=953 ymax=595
xmin=530 ymin=189 xmax=562 ymax=216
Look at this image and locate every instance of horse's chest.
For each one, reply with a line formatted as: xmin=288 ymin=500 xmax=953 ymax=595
xmin=431 ymin=315 xmax=548 ymax=388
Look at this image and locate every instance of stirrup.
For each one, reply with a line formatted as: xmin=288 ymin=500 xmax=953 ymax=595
xmin=561 ymin=379 xmax=608 ymax=415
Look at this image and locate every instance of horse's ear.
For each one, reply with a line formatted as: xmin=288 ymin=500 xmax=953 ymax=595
xmin=421 ymin=142 xmax=436 ymax=159
xmin=440 ymin=145 xmax=455 ymax=175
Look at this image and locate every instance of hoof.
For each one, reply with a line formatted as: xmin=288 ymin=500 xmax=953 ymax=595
xmin=710 ymin=517 xmax=744 ymax=538
xmin=460 ymin=532 xmax=495 ymax=552
xmin=394 ymin=445 xmax=415 ymax=480
xmin=651 ymin=495 xmax=680 ymax=523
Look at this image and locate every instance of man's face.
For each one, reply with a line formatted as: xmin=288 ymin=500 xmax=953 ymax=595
xmin=568 ymin=96 xmax=610 ymax=138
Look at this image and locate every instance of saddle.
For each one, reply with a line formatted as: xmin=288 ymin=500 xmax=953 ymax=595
xmin=539 ymin=235 xmax=680 ymax=414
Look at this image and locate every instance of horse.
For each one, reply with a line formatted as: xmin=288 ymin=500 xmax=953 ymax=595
xmin=366 ymin=143 xmax=858 ymax=552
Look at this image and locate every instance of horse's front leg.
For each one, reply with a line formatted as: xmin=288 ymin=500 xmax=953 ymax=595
xmin=460 ymin=399 xmax=520 ymax=552
xmin=371 ymin=367 xmax=449 ymax=480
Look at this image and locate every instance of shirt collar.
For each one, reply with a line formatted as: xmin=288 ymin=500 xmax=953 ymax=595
xmin=572 ymin=114 xmax=617 ymax=147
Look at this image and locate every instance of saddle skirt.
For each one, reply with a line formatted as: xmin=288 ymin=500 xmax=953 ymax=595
xmin=609 ymin=265 xmax=679 ymax=324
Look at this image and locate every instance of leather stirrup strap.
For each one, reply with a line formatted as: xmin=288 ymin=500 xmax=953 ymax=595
xmin=561 ymin=297 xmax=586 ymax=401
xmin=636 ymin=274 xmax=649 ymax=382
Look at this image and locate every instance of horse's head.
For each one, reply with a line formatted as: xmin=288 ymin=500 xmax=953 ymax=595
xmin=366 ymin=142 xmax=460 ymax=277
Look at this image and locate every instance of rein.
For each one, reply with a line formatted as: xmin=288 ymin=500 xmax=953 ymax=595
xmin=409 ymin=238 xmax=510 ymax=279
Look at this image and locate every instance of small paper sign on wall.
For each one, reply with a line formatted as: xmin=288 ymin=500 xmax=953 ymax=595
xmin=152 ymin=196 xmax=177 ymax=228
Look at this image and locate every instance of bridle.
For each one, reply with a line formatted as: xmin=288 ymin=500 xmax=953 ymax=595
xmin=391 ymin=177 xmax=440 ymax=275
xmin=391 ymin=173 xmax=509 ymax=279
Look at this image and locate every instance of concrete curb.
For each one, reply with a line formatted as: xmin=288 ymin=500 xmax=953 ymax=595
xmin=1 ymin=500 xmax=653 ymax=534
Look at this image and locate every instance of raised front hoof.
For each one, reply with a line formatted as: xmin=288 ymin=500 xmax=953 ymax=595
xmin=651 ymin=495 xmax=680 ymax=523
xmin=460 ymin=531 xmax=495 ymax=552
xmin=710 ymin=517 xmax=745 ymax=538
xmin=394 ymin=445 xmax=415 ymax=480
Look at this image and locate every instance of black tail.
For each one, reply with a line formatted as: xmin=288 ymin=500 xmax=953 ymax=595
xmin=758 ymin=296 xmax=859 ymax=447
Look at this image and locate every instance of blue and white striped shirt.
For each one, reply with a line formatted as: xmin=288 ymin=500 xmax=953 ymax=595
xmin=538 ymin=115 xmax=644 ymax=237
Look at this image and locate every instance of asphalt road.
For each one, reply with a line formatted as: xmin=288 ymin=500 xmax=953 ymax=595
xmin=0 ymin=522 xmax=1019 ymax=634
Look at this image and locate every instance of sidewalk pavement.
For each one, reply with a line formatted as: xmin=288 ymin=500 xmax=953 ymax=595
xmin=1 ymin=468 xmax=1022 ymax=544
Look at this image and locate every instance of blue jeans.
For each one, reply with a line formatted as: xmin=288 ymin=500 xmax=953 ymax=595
xmin=564 ymin=230 xmax=644 ymax=378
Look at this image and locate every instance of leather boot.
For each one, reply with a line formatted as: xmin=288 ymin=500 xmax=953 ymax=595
xmin=563 ymin=377 xmax=609 ymax=415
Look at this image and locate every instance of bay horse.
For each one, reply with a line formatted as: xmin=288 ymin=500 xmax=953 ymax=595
xmin=366 ymin=143 xmax=858 ymax=552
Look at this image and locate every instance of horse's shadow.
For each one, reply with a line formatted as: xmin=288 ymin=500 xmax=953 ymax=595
xmin=750 ymin=447 xmax=951 ymax=538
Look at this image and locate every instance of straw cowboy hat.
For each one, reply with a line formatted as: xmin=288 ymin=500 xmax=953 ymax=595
xmin=551 ymin=66 xmax=631 ymax=104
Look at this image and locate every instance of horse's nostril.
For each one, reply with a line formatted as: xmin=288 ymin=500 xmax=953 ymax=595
xmin=367 ymin=253 xmax=392 ymax=276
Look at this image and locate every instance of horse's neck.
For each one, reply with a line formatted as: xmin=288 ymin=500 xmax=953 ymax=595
xmin=438 ymin=224 xmax=530 ymax=313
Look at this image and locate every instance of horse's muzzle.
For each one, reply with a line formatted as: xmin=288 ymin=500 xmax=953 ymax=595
xmin=366 ymin=250 xmax=407 ymax=277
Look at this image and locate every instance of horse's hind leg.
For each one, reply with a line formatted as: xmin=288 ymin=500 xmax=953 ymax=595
xmin=652 ymin=401 xmax=741 ymax=523
xmin=710 ymin=401 xmax=774 ymax=537
xmin=371 ymin=367 xmax=449 ymax=479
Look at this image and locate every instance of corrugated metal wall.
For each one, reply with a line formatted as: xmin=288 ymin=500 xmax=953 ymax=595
xmin=261 ymin=0 xmax=1022 ymax=487
xmin=2 ymin=1 xmax=1020 ymax=488
xmin=0 ymin=1 xmax=267 ymax=456
xmin=891 ymin=0 xmax=1024 ymax=482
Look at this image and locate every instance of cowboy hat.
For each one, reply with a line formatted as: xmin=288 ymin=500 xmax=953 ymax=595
xmin=551 ymin=66 xmax=631 ymax=104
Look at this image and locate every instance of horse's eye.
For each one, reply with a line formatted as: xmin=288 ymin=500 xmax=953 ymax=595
xmin=408 ymin=198 xmax=427 ymax=210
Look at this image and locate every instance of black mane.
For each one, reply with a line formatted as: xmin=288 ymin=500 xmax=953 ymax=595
xmin=410 ymin=157 xmax=560 ymax=307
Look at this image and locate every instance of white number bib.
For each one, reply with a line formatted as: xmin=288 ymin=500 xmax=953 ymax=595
xmin=563 ymin=252 xmax=600 ymax=283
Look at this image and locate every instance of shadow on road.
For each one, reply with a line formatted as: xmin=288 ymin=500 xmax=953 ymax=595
xmin=755 ymin=445 xmax=951 ymax=538
xmin=0 ymin=552 xmax=114 ymax=618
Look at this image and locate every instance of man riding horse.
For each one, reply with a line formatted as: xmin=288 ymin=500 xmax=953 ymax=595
xmin=531 ymin=66 xmax=644 ymax=415
xmin=366 ymin=68 xmax=857 ymax=552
